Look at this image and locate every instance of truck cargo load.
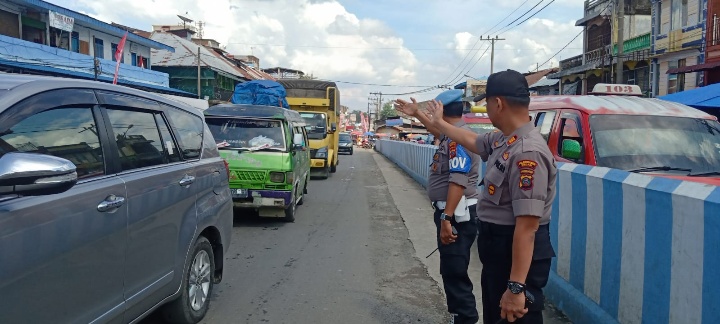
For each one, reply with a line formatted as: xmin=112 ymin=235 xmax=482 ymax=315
xmin=231 ymin=80 xmax=290 ymax=108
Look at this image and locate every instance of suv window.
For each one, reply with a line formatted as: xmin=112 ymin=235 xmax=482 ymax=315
xmin=0 ymin=107 xmax=105 ymax=179
xmin=165 ymin=107 xmax=204 ymax=159
xmin=106 ymin=109 xmax=168 ymax=171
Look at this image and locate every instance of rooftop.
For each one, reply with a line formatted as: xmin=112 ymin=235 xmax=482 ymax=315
xmin=529 ymin=95 xmax=713 ymax=119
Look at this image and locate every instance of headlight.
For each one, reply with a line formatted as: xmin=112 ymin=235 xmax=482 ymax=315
xmin=316 ymin=146 xmax=328 ymax=158
xmin=286 ymin=171 xmax=294 ymax=184
xmin=269 ymin=172 xmax=285 ymax=183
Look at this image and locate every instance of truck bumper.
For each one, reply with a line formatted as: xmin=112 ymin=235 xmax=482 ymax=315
xmin=311 ymin=158 xmax=326 ymax=168
xmin=233 ymin=190 xmax=292 ymax=209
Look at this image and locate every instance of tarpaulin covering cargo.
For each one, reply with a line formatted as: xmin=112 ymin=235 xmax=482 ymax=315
xmin=230 ymin=80 xmax=289 ymax=108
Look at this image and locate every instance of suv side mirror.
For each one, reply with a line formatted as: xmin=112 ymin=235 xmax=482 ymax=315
xmin=293 ymin=133 xmax=305 ymax=150
xmin=0 ymin=152 xmax=78 ymax=196
xmin=330 ymin=123 xmax=337 ymax=133
xmin=561 ymin=139 xmax=582 ymax=160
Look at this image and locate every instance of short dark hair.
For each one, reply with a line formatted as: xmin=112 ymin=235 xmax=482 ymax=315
xmin=443 ymin=101 xmax=464 ymax=117
xmin=502 ymin=96 xmax=530 ymax=108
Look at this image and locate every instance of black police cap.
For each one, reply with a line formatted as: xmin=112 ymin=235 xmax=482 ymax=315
xmin=473 ymin=69 xmax=530 ymax=102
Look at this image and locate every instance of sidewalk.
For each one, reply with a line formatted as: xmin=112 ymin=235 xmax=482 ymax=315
xmin=372 ymin=151 xmax=571 ymax=323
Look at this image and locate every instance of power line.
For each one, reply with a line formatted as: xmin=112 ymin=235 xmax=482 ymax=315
xmin=536 ymin=29 xmax=583 ymax=70
xmin=438 ymin=0 xmax=531 ymax=85
xmin=511 ymin=0 xmax=556 ymax=28
xmin=503 ymin=0 xmax=545 ymax=28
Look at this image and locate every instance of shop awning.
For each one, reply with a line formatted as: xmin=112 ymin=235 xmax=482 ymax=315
xmin=659 ymin=82 xmax=720 ymax=109
xmin=667 ymin=61 xmax=720 ymax=74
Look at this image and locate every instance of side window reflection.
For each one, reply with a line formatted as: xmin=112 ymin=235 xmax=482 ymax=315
xmin=0 ymin=107 xmax=105 ymax=179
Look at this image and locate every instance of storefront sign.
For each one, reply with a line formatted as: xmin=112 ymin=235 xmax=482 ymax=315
xmin=49 ymin=11 xmax=74 ymax=32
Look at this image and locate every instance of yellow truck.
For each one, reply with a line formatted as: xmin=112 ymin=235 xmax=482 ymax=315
xmin=277 ymin=79 xmax=340 ymax=179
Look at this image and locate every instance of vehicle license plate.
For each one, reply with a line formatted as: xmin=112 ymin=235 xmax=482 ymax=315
xmin=232 ymin=188 xmax=248 ymax=198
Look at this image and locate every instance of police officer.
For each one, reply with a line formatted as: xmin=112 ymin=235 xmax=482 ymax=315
xmin=425 ymin=70 xmax=557 ymax=324
xmin=395 ymin=90 xmax=481 ymax=324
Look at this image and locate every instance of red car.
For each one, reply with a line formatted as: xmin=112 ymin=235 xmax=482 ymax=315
xmin=527 ymin=84 xmax=720 ymax=185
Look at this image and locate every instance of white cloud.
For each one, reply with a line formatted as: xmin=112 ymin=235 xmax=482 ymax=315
xmin=58 ymin=0 xmax=584 ymax=110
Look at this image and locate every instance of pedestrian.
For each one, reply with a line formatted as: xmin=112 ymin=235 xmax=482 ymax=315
xmin=424 ymin=70 xmax=556 ymax=324
xmin=395 ymin=90 xmax=481 ymax=324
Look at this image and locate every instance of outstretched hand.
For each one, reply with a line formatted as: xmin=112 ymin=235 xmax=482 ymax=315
xmin=425 ymin=99 xmax=444 ymax=126
xmin=394 ymin=98 xmax=420 ymax=117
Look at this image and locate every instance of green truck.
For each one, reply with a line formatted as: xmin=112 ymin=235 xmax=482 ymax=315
xmin=205 ymin=104 xmax=310 ymax=222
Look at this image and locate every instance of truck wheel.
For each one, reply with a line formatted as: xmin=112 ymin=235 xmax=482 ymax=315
xmin=161 ymin=237 xmax=214 ymax=324
xmin=330 ymin=160 xmax=337 ymax=173
xmin=319 ymin=165 xmax=330 ymax=179
xmin=284 ymin=196 xmax=296 ymax=222
xmin=298 ymin=184 xmax=305 ymax=206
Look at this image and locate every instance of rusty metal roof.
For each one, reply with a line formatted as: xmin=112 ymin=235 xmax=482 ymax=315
xmin=530 ymin=95 xmax=715 ymax=119
xmin=150 ymin=32 xmax=245 ymax=80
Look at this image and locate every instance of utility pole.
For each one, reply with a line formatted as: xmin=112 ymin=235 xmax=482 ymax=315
xmin=479 ymin=36 xmax=506 ymax=74
xmin=616 ymin=0 xmax=625 ymax=84
xmin=370 ymin=92 xmax=383 ymax=131
xmin=197 ymin=46 xmax=202 ymax=99
xmin=92 ymin=36 xmax=99 ymax=81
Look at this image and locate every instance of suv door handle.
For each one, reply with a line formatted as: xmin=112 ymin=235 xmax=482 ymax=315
xmin=98 ymin=195 xmax=126 ymax=213
xmin=179 ymin=175 xmax=195 ymax=186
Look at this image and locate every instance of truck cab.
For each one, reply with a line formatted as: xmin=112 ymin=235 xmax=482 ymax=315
xmin=204 ymin=104 xmax=311 ymax=222
xmin=278 ymin=80 xmax=341 ymax=179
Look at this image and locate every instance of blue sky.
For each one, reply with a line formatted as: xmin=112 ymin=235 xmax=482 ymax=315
xmin=50 ymin=0 xmax=586 ymax=109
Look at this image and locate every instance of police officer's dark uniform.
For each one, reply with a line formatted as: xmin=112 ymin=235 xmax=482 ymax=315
xmin=427 ymin=90 xmax=482 ymax=324
xmin=473 ymin=71 xmax=557 ymax=324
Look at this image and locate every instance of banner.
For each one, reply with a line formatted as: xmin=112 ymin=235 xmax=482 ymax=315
xmin=113 ymin=32 xmax=128 ymax=85
xmin=49 ymin=11 xmax=74 ymax=32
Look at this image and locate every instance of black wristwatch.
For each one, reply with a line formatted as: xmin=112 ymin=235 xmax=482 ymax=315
xmin=440 ymin=212 xmax=453 ymax=221
xmin=507 ymin=281 xmax=526 ymax=294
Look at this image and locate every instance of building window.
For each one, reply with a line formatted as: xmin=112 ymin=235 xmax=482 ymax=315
xmin=94 ymin=38 xmax=104 ymax=59
xmin=110 ymin=43 xmax=124 ymax=63
xmin=667 ymin=59 xmax=687 ymax=94
xmin=71 ymin=32 xmax=79 ymax=53
xmin=671 ymin=0 xmax=689 ymax=30
xmin=131 ymin=53 xmax=137 ymax=66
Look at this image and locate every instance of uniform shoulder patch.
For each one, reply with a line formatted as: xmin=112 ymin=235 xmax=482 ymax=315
xmin=449 ymin=141 xmax=471 ymax=173
xmin=519 ymin=173 xmax=534 ymax=190
xmin=517 ymin=160 xmax=538 ymax=170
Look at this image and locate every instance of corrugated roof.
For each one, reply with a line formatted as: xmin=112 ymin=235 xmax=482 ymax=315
xmin=150 ymin=32 xmax=245 ymax=81
xmin=12 ymin=0 xmax=173 ymax=51
xmin=529 ymin=77 xmax=559 ymax=89
xmin=530 ymin=95 xmax=714 ymax=119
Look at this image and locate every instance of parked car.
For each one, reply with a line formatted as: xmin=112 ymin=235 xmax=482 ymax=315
xmin=0 ymin=75 xmax=233 ymax=324
xmin=338 ymin=132 xmax=354 ymax=155
xmin=205 ymin=104 xmax=311 ymax=222
xmin=527 ymin=83 xmax=720 ymax=185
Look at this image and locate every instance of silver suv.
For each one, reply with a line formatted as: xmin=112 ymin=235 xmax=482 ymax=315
xmin=0 ymin=75 xmax=233 ymax=324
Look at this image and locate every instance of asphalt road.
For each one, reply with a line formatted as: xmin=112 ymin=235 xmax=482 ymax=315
xmin=143 ymin=149 xmax=448 ymax=324
xmin=142 ymin=149 xmax=570 ymax=324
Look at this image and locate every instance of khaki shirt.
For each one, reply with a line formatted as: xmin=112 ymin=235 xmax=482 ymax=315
xmin=427 ymin=121 xmax=480 ymax=202
xmin=474 ymin=122 xmax=557 ymax=225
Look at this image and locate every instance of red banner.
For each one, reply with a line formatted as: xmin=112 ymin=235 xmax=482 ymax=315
xmin=113 ymin=31 xmax=128 ymax=85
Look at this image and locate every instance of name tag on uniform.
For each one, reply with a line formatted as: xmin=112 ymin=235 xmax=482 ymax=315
xmin=494 ymin=160 xmax=506 ymax=173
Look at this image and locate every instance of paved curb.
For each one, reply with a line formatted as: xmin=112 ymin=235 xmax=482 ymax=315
xmin=545 ymin=272 xmax=618 ymax=324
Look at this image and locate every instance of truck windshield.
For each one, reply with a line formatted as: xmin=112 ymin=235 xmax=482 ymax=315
xmin=466 ymin=122 xmax=496 ymax=135
xmin=206 ymin=117 xmax=286 ymax=151
xmin=590 ymin=115 xmax=720 ymax=174
xmin=300 ymin=112 xmax=327 ymax=139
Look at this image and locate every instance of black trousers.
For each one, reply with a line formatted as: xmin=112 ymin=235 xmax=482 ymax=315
xmin=433 ymin=204 xmax=479 ymax=324
xmin=477 ymin=221 xmax=555 ymax=324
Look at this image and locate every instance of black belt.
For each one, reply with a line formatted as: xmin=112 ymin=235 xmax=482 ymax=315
xmin=432 ymin=202 xmax=477 ymax=210
xmin=479 ymin=221 xmax=549 ymax=236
